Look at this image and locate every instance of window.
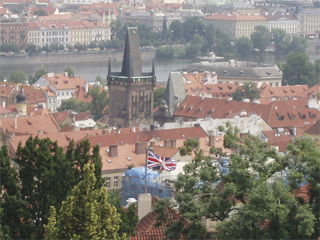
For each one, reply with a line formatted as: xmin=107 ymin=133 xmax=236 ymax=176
xmin=114 ymin=176 xmax=118 ymax=188
xmin=106 ymin=177 xmax=111 ymax=188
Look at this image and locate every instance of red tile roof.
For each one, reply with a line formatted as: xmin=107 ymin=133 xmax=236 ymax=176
xmin=44 ymin=73 xmax=86 ymax=90
xmin=294 ymin=83 xmax=320 ymax=99
xmin=259 ymin=84 xmax=309 ymax=100
xmin=1 ymin=114 xmax=60 ymax=136
xmin=0 ymin=86 xmax=15 ymax=97
xmin=131 ymin=196 xmax=187 ymax=240
xmin=22 ymin=86 xmax=46 ymax=105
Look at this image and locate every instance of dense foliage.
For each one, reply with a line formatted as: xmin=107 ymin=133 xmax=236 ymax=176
xmin=0 ymin=137 xmax=104 ymax=239
xmin=154 ymin=123 xmax=320 ymax=239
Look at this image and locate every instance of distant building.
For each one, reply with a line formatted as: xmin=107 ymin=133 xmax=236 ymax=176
xmin=0 ymin=16 xmax=28 ymax=47
xmin=183 ymin=60 xmax=283 ymax=87
xmin=203 ymin=13 xmax=268 ymax=40
xmin=295 ymin=8 xmax=320 ymax=38
xmin=263 ymin=12 xmax=298 ymax=36
xmin=34 ymin=72 xmax=87 ymax=107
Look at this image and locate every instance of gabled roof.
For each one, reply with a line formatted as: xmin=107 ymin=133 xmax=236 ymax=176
xmin=0 ymin=105 xmax=18 ymax=114
xmin=1 ymin=114 xmax=60 ymax=136
xmin=294 ymin=83 xmax=320 ymax=99
xmin=131 ymin=196 xmax=187 ymax=240
xmin=0 ymin=86 xmax=15 ymax=97
xmin=82 ymin=126 xmax=208 ymax=148
xmin=174 ymin=96 xmax=265 ymax=119
xmin=261 ymin=129 xmax=295 ymax=152
xmin=73 ymin=111 xmax=93 ymax=121
xmin=38 ymin=14 xmax=72 ymax=21
xmin=43 ymin=73 xmax=86 ymax=90
xmin=262 ymin=13 xmax=298 ymax=21
xmin=73 ymin=86 xmax=92 ymax=103
xmin=51 ymin=111 xmax=70 ymax=124
xmin=164 ymin=72 xmax=186 ymax=116
xmin=304 ymin=119 xmax=320 ymax=136
xmin=203 ymin=84 xmax=237 ymax=97
xmin=261 ymin=100 xmax=320 ymax=129
xmin=259 ymin=84 xmax=309 ymax=100
xmin=22 ymin=86 xmax=46 ymax=104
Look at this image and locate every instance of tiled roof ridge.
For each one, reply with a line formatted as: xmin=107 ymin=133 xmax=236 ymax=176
xmin=49 ymin=113 xmax=61 ymax=131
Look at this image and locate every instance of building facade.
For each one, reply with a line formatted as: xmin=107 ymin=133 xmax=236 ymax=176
xmin=263 ymin=13 xmax=298 ymax=36
xmin=0 ymin=18 xmax=28 ymax=47
xmin=107 ymin=27 xmax=156 ymax=128
xmin=295 ymin=8 xmax=320 ymax=38
xmin=203 ymin=13 xmax=268 ymax=40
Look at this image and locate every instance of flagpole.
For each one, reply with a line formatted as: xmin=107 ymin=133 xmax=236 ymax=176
xmin=145 ymin=146 xmax=154 ymax=194
xmin=145 ymin=147 xmax=148 ymax=194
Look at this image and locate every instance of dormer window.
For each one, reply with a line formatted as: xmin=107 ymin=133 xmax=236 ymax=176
xmin=288 ymin=113 xmax=295 ymax=119
xmin=309 ymin=112 xmax=316 ymax=119
xmin=223 ymin=70 xmax=227 ymax=75
xmin=299 ymin=112 xmax=306 ymax=119
xmin=276 ymin=113 xmax=284 ymax=120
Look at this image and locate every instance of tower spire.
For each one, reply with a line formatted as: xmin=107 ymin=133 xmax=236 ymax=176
xmin=108 ymin=58 xmax=111 ymax=76
xmin=152 ymin=57 xmax=155 ymax=76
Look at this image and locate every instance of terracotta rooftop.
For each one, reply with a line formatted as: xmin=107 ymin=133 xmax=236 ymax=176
xmin=38 ymin=14 xmax=72 ymax=21
xmin=259 ymin=84 xmax=309 ymax=100
xmin=0 ymin=86 xmax=15 ymax=97
xmin=44 ymin=73 xmax=86 ymax=90
xmin=0 ymin=105 xmax=17 ymax=114
xmin=294 ymin=83 xmax=320 ymax=99
xmin=131 ymin=196 xmax=187 ymax=240
xmin=1 ymin=114 xmax=60 ymax=136
xmin=22 ymin=86 xmax=46 ymax=105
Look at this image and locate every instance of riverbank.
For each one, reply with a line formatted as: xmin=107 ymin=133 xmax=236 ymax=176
xmin=0 ymin=49 xmax=155 ymax=65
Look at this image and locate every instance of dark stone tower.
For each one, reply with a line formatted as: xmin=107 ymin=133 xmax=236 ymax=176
xmin=107 ymin=27 xmax=156 ymax=128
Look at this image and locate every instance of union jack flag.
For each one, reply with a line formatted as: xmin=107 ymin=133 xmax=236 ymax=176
xmin=147 ymin=150 xmax=177 ymax=172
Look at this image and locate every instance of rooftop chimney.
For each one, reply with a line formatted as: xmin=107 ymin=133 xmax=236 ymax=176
xmin=135 ymin=142 xmax=147 ymax=154
xmin=109 ymin=144 xmax=118 ymax=157
xmin=164 ymin=139 xmax=176 ymax=148
xmin=138 ymin=193 xmax=152 ymax=220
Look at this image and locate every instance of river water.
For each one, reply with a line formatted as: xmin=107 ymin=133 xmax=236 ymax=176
xmin=0 ymin=51 xmax=319 ymax=83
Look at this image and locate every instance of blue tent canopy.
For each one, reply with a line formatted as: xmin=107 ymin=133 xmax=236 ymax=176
xmin=125 ymin=167 xmax=159 ymax=180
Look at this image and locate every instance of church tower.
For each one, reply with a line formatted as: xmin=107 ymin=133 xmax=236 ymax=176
xmin=107 ymin=27 xmax=156 ymax=128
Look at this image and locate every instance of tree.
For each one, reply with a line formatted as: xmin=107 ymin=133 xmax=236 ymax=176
xmin=182 ymin=17 xmax=205 ymax=43
xmin=29 ymin=69 xmax=48 ymax=84
xmin=156 ymin=45 xmax=175 ymax=58
xmin=214 ymin=31 xmax=232 ymax=56
xmin=8 ymin=69 xmax=27 ymax=83
xmin=271 ymin=28 xmax=289 ymax=53
xmin=251 ymin=25 xmax=270 ymax=52
xmin=286 ymin=35 xmax=308 ymax=53
xmin=282 ymin=52 xmax=314 ymax=86
xmin=45 ymin=164 xmax=122 ymax=240
xmin=169 ymin=20 xmax=183 ymax=42
xmin=0 ymin=146 xmax=31 ymax=239
xmin=96 ymin=75 xmax=107 ymax=86
xmin=154 ymin=87 xmax=165 ymax=108
xmin=235 ymin=36 xmax=253 ymax=56
xmin=34 ymin=9 xmax=48 ymax=16
xmin=282 ymin=136 xmax=320 ymax=238
xmin=154 ymin=123 xmax=317 ymax=239
xmin=64 ymin=67 xmax=75 ymax=77
xmin=13 ymin=136 xmax=103 ymax=239
xmin=232 ymin=82 xmax=261 ymax=101
xmin=185 ymin=44 xmax=201 ymax=58
xmin=57 ymin=98 xmax=91 ymax=112
xmin=25 ymin=43 xmax=38 ymax=55
xmin=88 ymin=86 xmax=109 ymax=120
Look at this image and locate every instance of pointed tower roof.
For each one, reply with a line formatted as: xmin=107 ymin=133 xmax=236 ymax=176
xmin=108 ymin=58 xmax=111 ymax=76
xmin=121 ymin=27 xmax=142 ymax=77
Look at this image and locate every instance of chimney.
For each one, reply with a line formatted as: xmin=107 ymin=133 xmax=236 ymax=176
xmin=102 ymin=128 xmax=108 ymax=135
xmin=109 ymin=144 xmax=118 ymax=157
xmin=132 ymin=126 xmax=136 ymax=132
xmin=38 ymin=129 xmax=44 ymax=134
xmin=138 ymin=193 xmax=152 ymax=220
xmin=135 ymin=142 xmax=147 ymax=154
xmin=14 ymin=116 xmax=18 ymax=129
xmin=150 ymin=141 xmax=155 ymax=148
xmin=209 ymin=135 xmax=216 ymax=147
xmin=164 ymin=139 xmax=176 ymax=148
xmin=194 ymin=123 xmax=201 ymax=127
xmin=64 ymin=72 xmax=68 ymax=77
xmin=84 ymin=81 xmax=89 ymax=93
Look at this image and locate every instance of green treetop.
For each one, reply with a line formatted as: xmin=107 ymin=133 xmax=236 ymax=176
xmin=45 ymin=164 xmax=123 ymax=240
